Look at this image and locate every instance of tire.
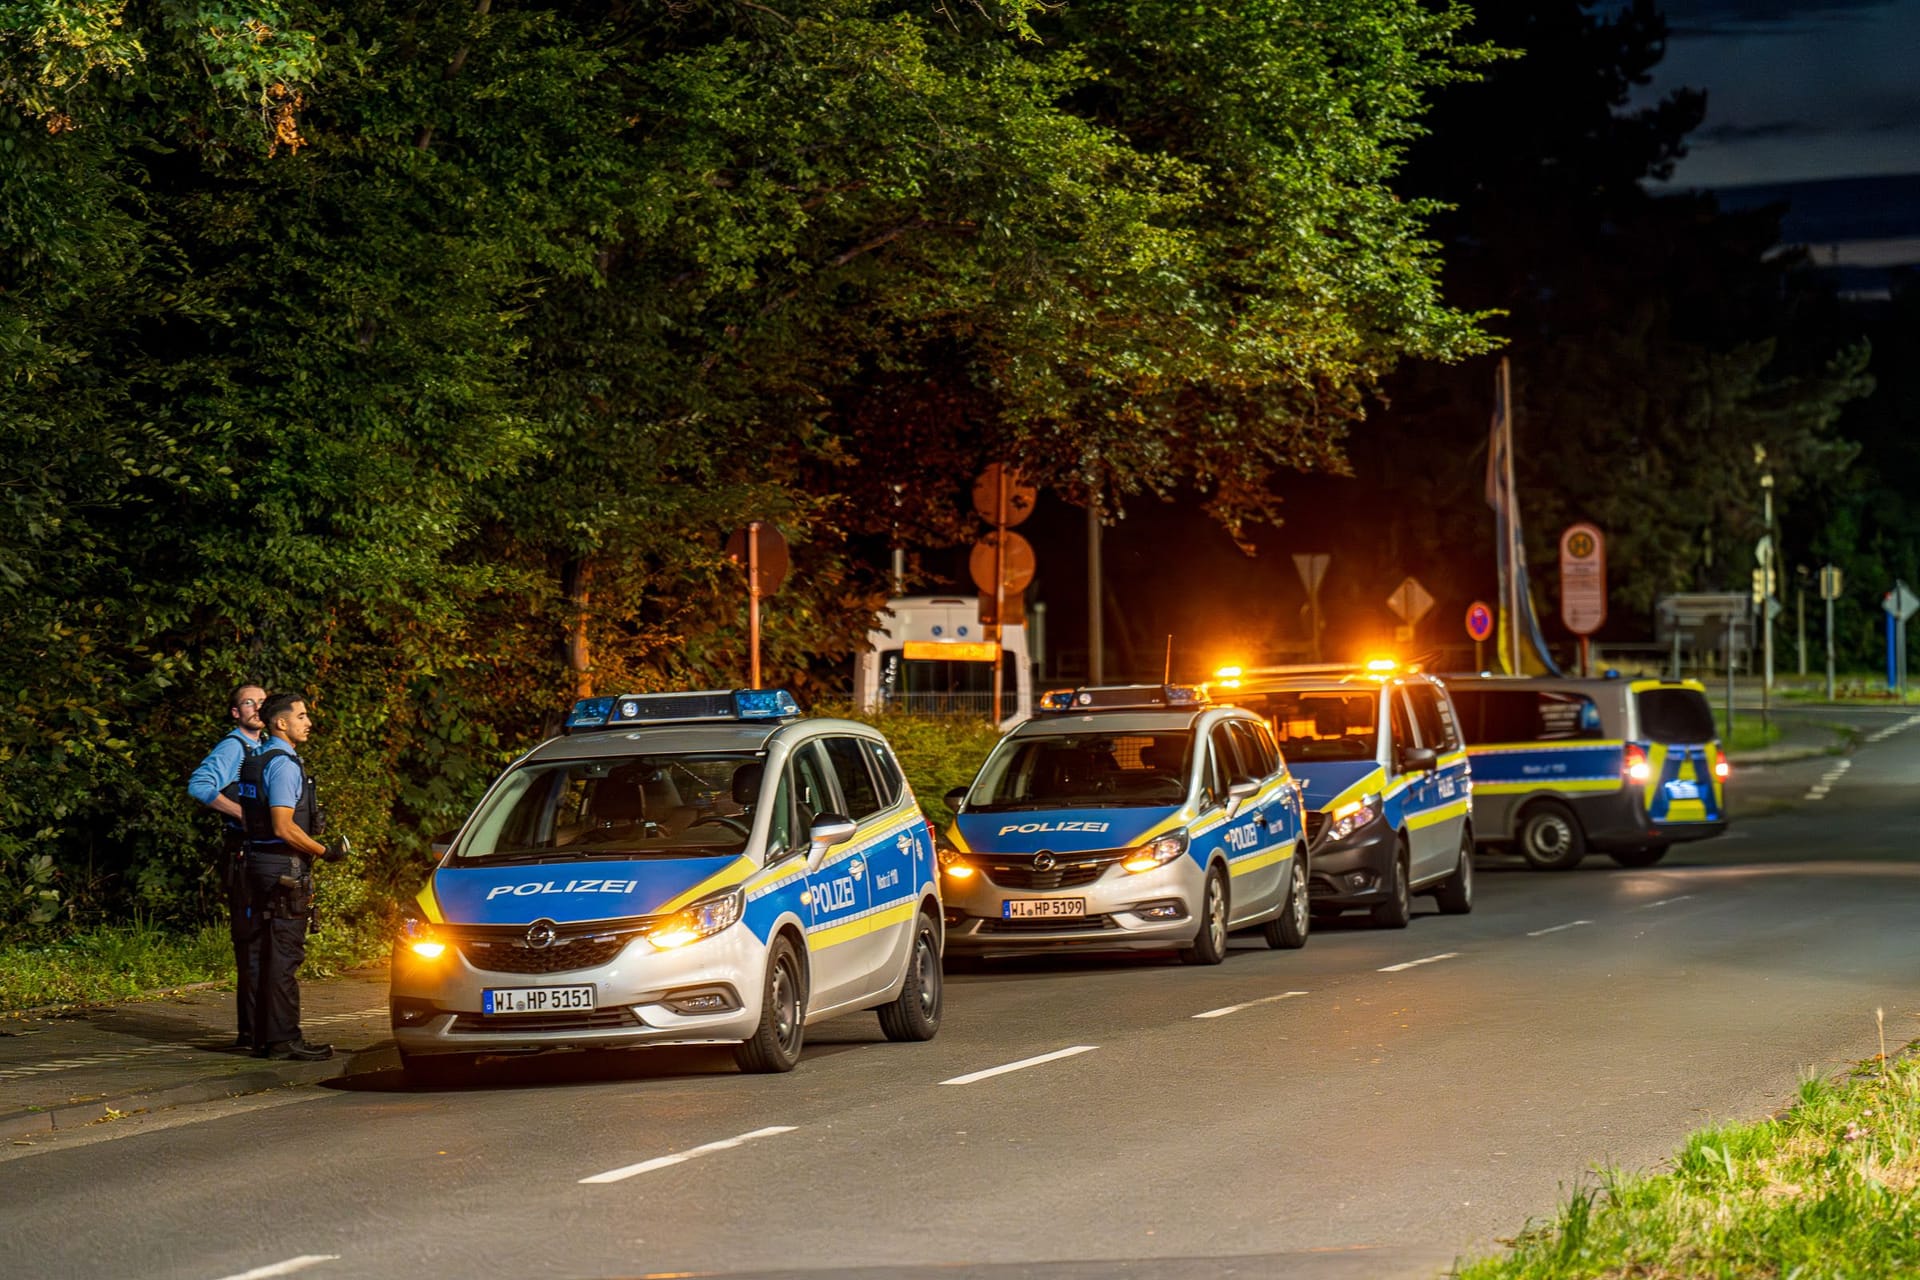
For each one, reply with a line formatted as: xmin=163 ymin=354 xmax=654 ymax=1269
xmin=399 ymin=1050 xmax=475 ymax=1088
xmin=1432 ymin=835 xmax=1474 ymax=915
xmin=1180 ymin=867 xmax=1230 ymax=965
xmin=876 ymin=912 xmax=943 ymax=1042
xmin=1262 ymin=847 xmax=1310 ymax=950
xmin=1517 ymin=802 xmax=1586 ymax=871
xmin=1370 ymin=845 xmax=1412 ymax=929
xmin=733 ymin=934 xmax=806 ymax=1073
xmin=1609 ymin=844 xmax=1669 ymax=868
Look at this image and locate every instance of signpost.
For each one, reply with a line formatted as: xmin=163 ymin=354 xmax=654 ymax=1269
xmin=1557 ymin=522 xmax=1606 ymax=675
xmin=1884 ymin=580 xmax=1918 ymax=699
xmin=1656 ymin=594 xmax=1750 ymax=737
xmin=1465 ymin=600 xmax=1494 ymax=672
xmin=971 ymin=464 xmax=1036 ymax=724
xmin=1386 ymin=576 xmax=1434 ymax=648
xmin=1819 ymin=564 xmax=1843 ymax=700
xmin=725 ymin=521 xmax=791 ymax=689
xmin=1293 ymin=554 xmax=1330 ymax=660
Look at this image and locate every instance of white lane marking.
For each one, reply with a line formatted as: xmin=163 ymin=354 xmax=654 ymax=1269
xmin=1526 ymin=920 xmax=1592 ymax=937
xmin=1643 ymin=895 xmax=1694 ymax=908
xmin=1193 ymin=991 xmax=1309 ymax=1019
xmin=579 ymin=1126 xmax=797 ymax=1185
xmin=213 ymin=1256 xmax=338 ymax=1280
xmin=940 ymin=1045 xmax=1099 ymax=1085
xmin=0 ymin=1042 xmax=197 ymax=1082
xmin=1378 ymin=952 xmax=1459 ymax=973
xmin=301 ymin=1006 xmax=386 ymax=1028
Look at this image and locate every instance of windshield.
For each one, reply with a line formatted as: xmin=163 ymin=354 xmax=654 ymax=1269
xmin=966 ymin=731 xmax=1191 ymax=810
xmin=1248 ymin=690 xmax=1380 ymax=762
xmin=454 ymin=753 xmax=763 ymax=864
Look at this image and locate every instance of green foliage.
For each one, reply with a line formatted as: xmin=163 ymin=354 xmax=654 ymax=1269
xmin=816 ymin=702 xmax=1002 ymax=828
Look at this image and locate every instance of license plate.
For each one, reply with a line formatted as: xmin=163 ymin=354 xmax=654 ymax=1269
xmin=1667 ymin=780 xmax=1701 ymax=800
xmin=482 ymin=985 xmax=595 ymax=1015
xmin=1003 ymin=898 xmax=1086 ymax=919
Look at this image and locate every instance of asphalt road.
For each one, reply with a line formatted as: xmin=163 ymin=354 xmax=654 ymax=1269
xmin=7 ymin=708 xmax=1919 ymax=1280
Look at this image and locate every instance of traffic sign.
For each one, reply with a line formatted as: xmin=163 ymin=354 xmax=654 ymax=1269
xmin=1386 ymin=576 xmax=1433 ymax=626
xmin=971 ymin=464 xmax=1037 ymax=528
xmin=1465 ymin=601 xmax=1494 ymax=643
xmin=1885 ymin=581 xmax=1919 ymax=622
xmin=970 ymin=530 xmax=1035 ymax=596
xmin=1819 ymin=565 xmax=1844 ymax=600
xmin=1754 ymin=535 xmax=1773 ymax=567
xmin=1293 ymin=554 xmax=1330 ymax=595
xmin=725 ymin=521 xmax=790 ymax=596
xmin=1558 ymin=522 xmax=1607 ymax=636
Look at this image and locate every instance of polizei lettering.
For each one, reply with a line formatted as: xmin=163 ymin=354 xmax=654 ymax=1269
xmin=484 ymin=878 xmax=639 ymax=901
xmin=996 ymin=820 xmax=1112 ymax=837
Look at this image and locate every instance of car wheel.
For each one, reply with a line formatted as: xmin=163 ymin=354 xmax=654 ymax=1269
xmin=1433 ymin=835 xmax=1474 ymax=914
xmin=876 ymin=912 xmax=943 ymax=1042
xmin=1609 ymin=844 xmax=1669 ymax=868
xmin=733 ymin=935 xmax=806 ymax=1073
xmin=1180 ymin=867 xmax=1230 ymax=965
xmin=1370 ymin=845 xmax=1412 ymax=929
xmin=1263 ymin=847 xmax=1310 ymax=950
xmin=1518 ymin=802 xmax=1586 ymax=870
xmin=399 ymin=1049 xmax=475 ymax=1089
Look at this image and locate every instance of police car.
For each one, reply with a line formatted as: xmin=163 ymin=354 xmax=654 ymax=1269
xmin=390 ymin=690 xmax=943 ymax=1082
xmin=1217 ymin=663 xmax=1473 ymax=928
xmin=938 ymin=685 xmax=1309 ymax=963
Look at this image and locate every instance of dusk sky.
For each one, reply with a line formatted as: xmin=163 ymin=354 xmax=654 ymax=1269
xmin=1638 ymin=0 xmax=1920 ymax=187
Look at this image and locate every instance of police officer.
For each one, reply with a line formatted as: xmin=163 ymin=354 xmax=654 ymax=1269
xmin=236 ymin=692 xmax=344 ymax=1062
xmin=186 ymin=682 xmax=269 ymax=1048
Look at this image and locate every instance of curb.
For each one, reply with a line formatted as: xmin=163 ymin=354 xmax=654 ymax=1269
xmin=0 ymin=1045 xmax=395 ymax=1143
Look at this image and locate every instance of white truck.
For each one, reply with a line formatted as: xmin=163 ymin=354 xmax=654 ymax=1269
xmin=854 ymin=595 xmax=1033 ymax=729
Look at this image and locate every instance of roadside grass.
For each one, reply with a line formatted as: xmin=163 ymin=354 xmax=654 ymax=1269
xmin=0 ymin=914 xmax=393 ymax=1013
xmin=1456 ymin=1036 xmax=1920 ymax=1279
xmin=1718 ymin=713 xmax=1783 ymax=752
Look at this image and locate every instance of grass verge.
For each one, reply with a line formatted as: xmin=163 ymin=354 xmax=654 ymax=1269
xmin=0 ymin=915 xmax=393 ymax=1013
xmin=1718 ymin=713 xmax=1784 ymax=753
xmin=1457 ymin=1034 xmax=1920 ymax=1278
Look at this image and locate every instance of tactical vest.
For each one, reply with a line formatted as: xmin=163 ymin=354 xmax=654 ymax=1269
xmin=237 ymin=748 xmax=319 ymax=849
xmin=215 ymin=730 xmax=258 ymax=831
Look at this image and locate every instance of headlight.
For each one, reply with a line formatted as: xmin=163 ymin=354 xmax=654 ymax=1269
xmin=648 ymin=888 xmax=745 ymax=949
xmin=1324 ymin=795 xmax=1381 ymax=843
xmin=1122 ymin=829 xmax=1190 ymax=874
xmin=936 ymin=841 xmax=977 ymax=880
xmin=399 ymin=916 xmax=445 ymax=960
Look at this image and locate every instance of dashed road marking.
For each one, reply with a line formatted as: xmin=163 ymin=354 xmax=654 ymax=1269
xmin=940 ymin=1045 xmax=1099 ymax=1085
xmin=213 ymin=1255 xmax=338 ymax=1280
xmin=0 ymin=1042 xmax=198 ymax=1082
xmin=1378 ymin=953 xmax=1459 ymax=973
xmin=300 ymin=1006 xmax=387 ymax=1029
xmin=1526 ymin=920 xmax=1592 ymax=937
xmin=580 ymin=1126 xmax=797 ymax=1185
xmin=1194 ymin=991 xmax=1309 ymax=1019
xmin=1804 ymin=758 xmax=1850 ymax=801
xmin=1643 ymin=895 xmax=1694 ymax=909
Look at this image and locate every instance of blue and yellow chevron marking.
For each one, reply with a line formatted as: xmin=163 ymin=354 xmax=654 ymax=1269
xmin=1642 ymin=741 xmax=1723 ymax=823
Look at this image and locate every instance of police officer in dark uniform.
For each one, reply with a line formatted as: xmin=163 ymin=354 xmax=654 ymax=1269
xmin=235 ymin=692 xmax=344 ymax=1062
xmin=187 ymin=682 xmax=269 ymax=1048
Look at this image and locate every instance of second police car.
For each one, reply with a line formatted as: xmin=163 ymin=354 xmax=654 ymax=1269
xmin=1217 ymin=662 xmax=1474 ymax=927
xmin=938 ymin=684 xmax=1310 ymax=963
xmin=389 ymin=689 xmax=942 ymax=1083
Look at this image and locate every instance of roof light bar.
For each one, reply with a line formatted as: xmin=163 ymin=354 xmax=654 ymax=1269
xmin=564 ymin=688 xmax=801 ymax=731
xmin=1036 ymin=684 xmax=1212 ymax=714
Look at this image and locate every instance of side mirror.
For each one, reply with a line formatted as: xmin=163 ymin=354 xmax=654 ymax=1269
xmin=806 ymin=813 xmax=857 ymax=871
xmin=944 ymin=786 xmax=969 ymax=814
xmin=429 ymin=828 xmax=461 ymax=857
xmin=1225 ymin=779 xmax=1260 ymax=817
xmin=1399 ymin=746 xmax=1438 ymax=774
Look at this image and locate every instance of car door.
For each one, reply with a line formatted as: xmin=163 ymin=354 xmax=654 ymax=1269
xmin=789 ymin=740 xmax=873 ymax=1011
xmin=1385 ymin=687 xmax=1440 ymax=877
xmin=820 ymin=734 xmax=905 ymax=997
xmin=1220 ymin=718 xmax=1287 ymax=921
xmin=1406 ymin=682 xmax=1468 ymax=878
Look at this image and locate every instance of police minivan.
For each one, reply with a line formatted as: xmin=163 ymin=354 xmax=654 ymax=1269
xmin=938 ymin=684 xmax=1309 ymax=963
xmin=1437 ymin=674 xmax=1728 ymax=869
xmin=390 ymin=690 xmax=943 ymax=1083
xmin=1219 ymin=663 xmax=1473 ymax=928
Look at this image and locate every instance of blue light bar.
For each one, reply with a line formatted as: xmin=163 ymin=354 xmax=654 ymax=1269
xmin=564 ymin=688 xmax=803 ymax=731
xmin=566 ymin=697 xmax=616 ymax=729
xmin=733 ymin=689 xmax=801 ymax=720
xmin=1036 ymin=684 xmax=1212 ymax=714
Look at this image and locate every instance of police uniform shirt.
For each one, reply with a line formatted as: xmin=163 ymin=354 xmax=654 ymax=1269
xmin=258 ymin=734 xmax=306 ymax=823
xmin=188 ymin=728 xmax=264 ymax=828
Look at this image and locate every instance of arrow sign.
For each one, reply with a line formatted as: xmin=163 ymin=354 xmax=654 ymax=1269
xmin=1386 ymin=576 xmax=1434 ymax=626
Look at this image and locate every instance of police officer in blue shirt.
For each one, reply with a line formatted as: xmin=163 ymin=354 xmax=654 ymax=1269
xmin=235 ymin=692 xmax=345 ymax=1062
xmin=186 ymin=682 xmax=269 ymax=1048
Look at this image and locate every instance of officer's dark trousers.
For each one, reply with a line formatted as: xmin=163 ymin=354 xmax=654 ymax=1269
xmin=244 ymin=851 xmax=308 ymax=1049
xmin=224 ymin=845 xmax=261 ymax=1042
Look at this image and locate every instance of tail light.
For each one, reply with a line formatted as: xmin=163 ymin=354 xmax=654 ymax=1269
xmin=1714 ymin=759 xmax=1731 ymax=780
xmin=1623 ymin=743 xmax=1651 ymax=783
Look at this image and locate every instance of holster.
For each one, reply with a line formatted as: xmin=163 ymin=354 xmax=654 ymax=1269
xmin=273 ymin=871 xmax=317 ymax=931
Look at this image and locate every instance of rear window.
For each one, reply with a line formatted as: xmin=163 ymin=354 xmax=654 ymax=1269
xmin=1447 ymin=689 xmax=1603 ymax=745
xmin=1636 ymin=688 xmax=1718 ymax=743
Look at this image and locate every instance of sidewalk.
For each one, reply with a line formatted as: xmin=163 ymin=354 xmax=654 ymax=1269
xmin=0 ymin=968 xmax=393 ymax=1142
xmin=1725 ymin=706 xmax=1889 ymax=766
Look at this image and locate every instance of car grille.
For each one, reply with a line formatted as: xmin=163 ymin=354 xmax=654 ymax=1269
xmin=449 ymin=1008 xmax=643 ymax=1034
xmin=981 ymin=850 xmax=1124 ymax=891
xmin=981 ymin=914 xmax=1117 ymax=934
xmin=441 ymin=920 xmax=649 ymax=976
xmin=1305 ymin=812 xmax=1328 ymax=846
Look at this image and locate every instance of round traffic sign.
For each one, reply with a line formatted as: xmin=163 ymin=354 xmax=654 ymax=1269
xmin=1465 ymin=601 xmax=1494 ymax=643
xmin=971 ymin=464 xmax=1038 ymax=528
xmin=725 ymin=521 xmax=790 ymax=596
xmin=969 ymin=530 xmax=1035 ymax=596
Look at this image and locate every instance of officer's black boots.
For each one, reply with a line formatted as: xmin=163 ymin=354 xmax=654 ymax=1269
xmin=256 ymin=1039 xmax=332 ymax=1062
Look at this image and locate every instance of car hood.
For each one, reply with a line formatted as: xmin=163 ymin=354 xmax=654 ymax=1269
xmin=951 ymin=805 xmax=1182 ymax=855
xmin=1290 ymin=762 xmax=1386 ymax=812
xmin=421 ymin=855 xmax=747 ymax=925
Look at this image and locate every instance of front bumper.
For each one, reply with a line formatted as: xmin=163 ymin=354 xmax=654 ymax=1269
xmin=940 ymin=854 xmax=1206 ymax=953
xmin=1304 ymin=820 xmax=1397 ymax=911
xmin=389 ymin=923 xmax=771 ymax=1058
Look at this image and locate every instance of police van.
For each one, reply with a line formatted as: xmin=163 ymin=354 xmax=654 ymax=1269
xmin=1436 ymin=674 xmax=1728 ymax=869
xmin=1217 ymin=663 xmax=1473 ymax=928
xmin=390 ymin=690 xmax=943 ymax=1083
xmin=938 ymin=684 xmax=1309 ymax=963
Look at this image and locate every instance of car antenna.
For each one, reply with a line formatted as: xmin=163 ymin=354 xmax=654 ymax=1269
xmin=1163 ymin=633 xmax=1174 ymax=684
